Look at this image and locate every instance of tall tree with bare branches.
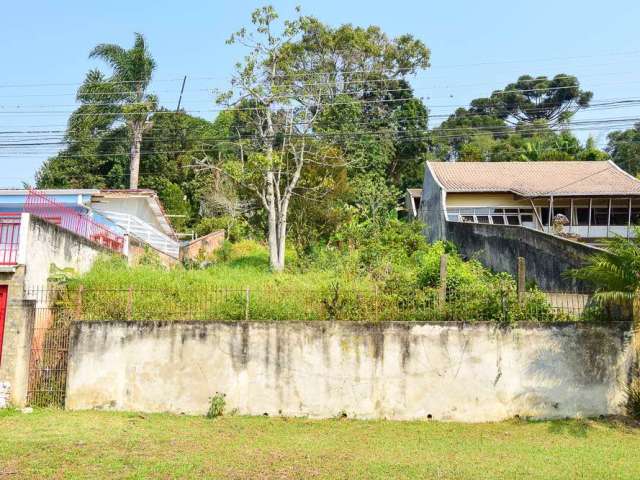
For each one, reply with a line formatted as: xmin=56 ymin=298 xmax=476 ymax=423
xmin=199 ymin=6 xmax=429 ymax=271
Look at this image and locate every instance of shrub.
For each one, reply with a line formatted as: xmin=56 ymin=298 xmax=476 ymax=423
xmin=626 ymin=378 xmax=640 ymax=420
xmin=206 ymin=392 xmax=226 ymax=419
xmin=196 ymin=216 xmax=250 ymax=242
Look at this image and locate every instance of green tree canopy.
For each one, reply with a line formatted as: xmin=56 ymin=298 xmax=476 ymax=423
xmin=70 ymin=33 xmax=157 ymax=189
xmin=606 ymin=123 xmax=640 ymax=175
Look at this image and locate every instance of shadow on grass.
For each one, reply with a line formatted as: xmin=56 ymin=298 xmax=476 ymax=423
xmin=545 ymin=416 xmax=640 ymax=436
xmin=546 ymin=419 xmax=591 ymax=437
xmin=226 ymin=255 xmax=270 ymax=270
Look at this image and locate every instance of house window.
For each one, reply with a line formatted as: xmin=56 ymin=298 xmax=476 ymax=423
xmin=610 ymin=208 xmax=629 ymax=226
xmin=446 ymin=207 xmax=533 ymax=226
xmin=592 ymin=208 xmax=609 ymax=226
xmin=576 ymin=208 xmax=590 ymax=226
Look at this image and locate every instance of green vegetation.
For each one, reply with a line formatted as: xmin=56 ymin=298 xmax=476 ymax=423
xmin=1 ymin=409 xmax=639 ymax=479
xmin=571 ymin=227 xmax=640 ymax=321
xmin=571 ymin=230 xmax=640 ymax=418
xmin=59 ymin=219 xmax=560 ymax=322
xmin=206 ymin=393 xmax=226 ymax=419
xmin=36 ymin=7 xmax=626 ymax=271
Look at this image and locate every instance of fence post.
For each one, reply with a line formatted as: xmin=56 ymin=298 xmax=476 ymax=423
xmin=127 ymin=287 xmax=133 ymax=321
xmin=517 ymin=257 xmax=526 ymax=304
xmin=245 ymin=287 xmax=250 ymax=321
xmin=374 ymin=284 xmax=379 ymax=322
xmin=439 ymin=254 xmax=448 ymax=307
xmin=75 ymin=285 xmax=84 ymax=319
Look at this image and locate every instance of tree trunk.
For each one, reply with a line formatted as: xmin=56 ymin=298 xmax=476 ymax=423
xmin=265 ymin=171 xmax=281 ymax=272
xmin=274 ymin=203 xmax=287 ymax=272
xmin=129 ymin=123 xmax=143 ymax=189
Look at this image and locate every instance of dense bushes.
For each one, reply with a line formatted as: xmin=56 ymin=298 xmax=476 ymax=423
xmin=58 ymin=220 xmax=563 ymax=323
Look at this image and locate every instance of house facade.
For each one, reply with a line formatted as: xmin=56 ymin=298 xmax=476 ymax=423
xmin=413 ymin=160 xmax=640 ymax=290
xmin=0 ymin=188 xmax=180 ymax=260
xmin=417 ymin=160 xmax=640 ymax=244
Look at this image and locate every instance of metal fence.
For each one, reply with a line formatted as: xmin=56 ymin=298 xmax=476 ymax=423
xmin=25 ymin=289 xmax=74 ymax=407
xmin=21 ymin=285 xmax=608 ymax=408
xmin=23 ymin=285 xmax=603 ymax=324
xmin=24 ymin=189 xmax=124 ymax=253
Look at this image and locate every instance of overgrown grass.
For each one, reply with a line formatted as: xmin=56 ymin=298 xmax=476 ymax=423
xmin=1 ymin=409 xmax=639 ymax=479
xmin=55 ymin=238 xmax=568 ymax=322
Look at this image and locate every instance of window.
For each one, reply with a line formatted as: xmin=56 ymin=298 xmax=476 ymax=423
xmin=445 ymin=207 xmax=533 ymax=226
xmin=576 ymin=208 xmax=590 ymax=226
xmin=592 ymin=208 xmax=609 ymax=226
xmin=610 ymin=208 xmax=629 ymax=226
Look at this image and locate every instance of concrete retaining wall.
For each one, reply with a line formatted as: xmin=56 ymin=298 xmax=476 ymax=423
xmin=446 ymin=222 xmax=599 ymax=291
xmin=66 ymin=320 xmax=634 ymax=422
xmin=21 ymin=214 xmax=111 ymax=289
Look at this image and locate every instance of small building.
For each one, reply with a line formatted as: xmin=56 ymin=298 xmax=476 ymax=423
xmin=405 ymin=188 xmax=422 ymax=219
xmin=419 ymin=160 xmax=640 ymax=243
xmin=415 ymin=160 xmax=640 ymax=290
xmin=0 ymin=188 xmax=180 ymax=260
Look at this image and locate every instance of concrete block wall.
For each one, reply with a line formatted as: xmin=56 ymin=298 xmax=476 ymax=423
xmin=66 ymin=320 xmax=635 ymax=422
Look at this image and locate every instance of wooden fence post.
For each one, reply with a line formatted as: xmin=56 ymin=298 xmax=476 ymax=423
xmin=517 ymin=257 xmax=526 ymax=304
xmin=374 ymin=284 xmax=379 ymax=322
xmin=439 ymin=254 xmax=448 ymax=306
xmin=245 ymin=287 xmax=250 ymax=321
xmin=127 ymin=287 xmax=133 ymax=321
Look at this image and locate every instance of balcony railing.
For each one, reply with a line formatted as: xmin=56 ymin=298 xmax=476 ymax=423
xmin=24 ymin=190 xmax=124 ymax=253
xmin=96 ymin=210 xmax=180 ymax=258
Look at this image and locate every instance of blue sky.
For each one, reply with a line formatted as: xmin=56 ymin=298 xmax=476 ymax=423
xmin=1 ymin=0 xmax=639 ymax=187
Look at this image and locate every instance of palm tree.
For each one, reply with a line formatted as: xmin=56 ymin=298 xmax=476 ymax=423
xmin=71 ymin=33 xmax=156 ymax=189
xmin=572 ymin=228 xmax=640 ymax=321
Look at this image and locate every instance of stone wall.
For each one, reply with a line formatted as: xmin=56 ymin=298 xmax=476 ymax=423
xmin=446 ymin=222 xmax=599 ymax=291
xmin=66 ymin=320 xmax=634 ymax=422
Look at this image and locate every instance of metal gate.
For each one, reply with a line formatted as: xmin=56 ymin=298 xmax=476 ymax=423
xmin=26 ymin=288 xmax=74 ymax=407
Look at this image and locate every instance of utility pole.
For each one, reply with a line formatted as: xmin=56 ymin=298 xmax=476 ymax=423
xmin=176 ymin=76 xmax=187 ymax=111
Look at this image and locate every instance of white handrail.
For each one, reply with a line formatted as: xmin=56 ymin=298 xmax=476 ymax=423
xmin=97 ymin=210 xmax=180 ymax=258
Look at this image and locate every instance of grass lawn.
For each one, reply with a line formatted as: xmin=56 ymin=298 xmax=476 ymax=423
xmin=1 ymin=409 xmax=639 ymax=479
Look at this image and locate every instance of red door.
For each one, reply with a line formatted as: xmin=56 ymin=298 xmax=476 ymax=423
xmin=0 ymin=285 xmax=7 ymax=365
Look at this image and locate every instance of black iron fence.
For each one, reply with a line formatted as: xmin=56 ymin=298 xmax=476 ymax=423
xmin=23 ymin=285 xmax=603 ymax=323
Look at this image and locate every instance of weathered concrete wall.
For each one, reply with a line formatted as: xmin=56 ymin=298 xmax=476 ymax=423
xmin=0 ymin=267 xmax=35 ymax=407
xmin=127 ymin=235 xmax=178 ymax=269
xmin=180 ymin=230 xmax=225 ymax=262
xmin=66 ymin=320 xmax=634 ymax=422
xmin=20 ymin=214 xmax=110 ymax=289
xmin=446 ymin=222 xmax=599 ymax=291
xmin=419 ymin=165 xmax=447 ymax=242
